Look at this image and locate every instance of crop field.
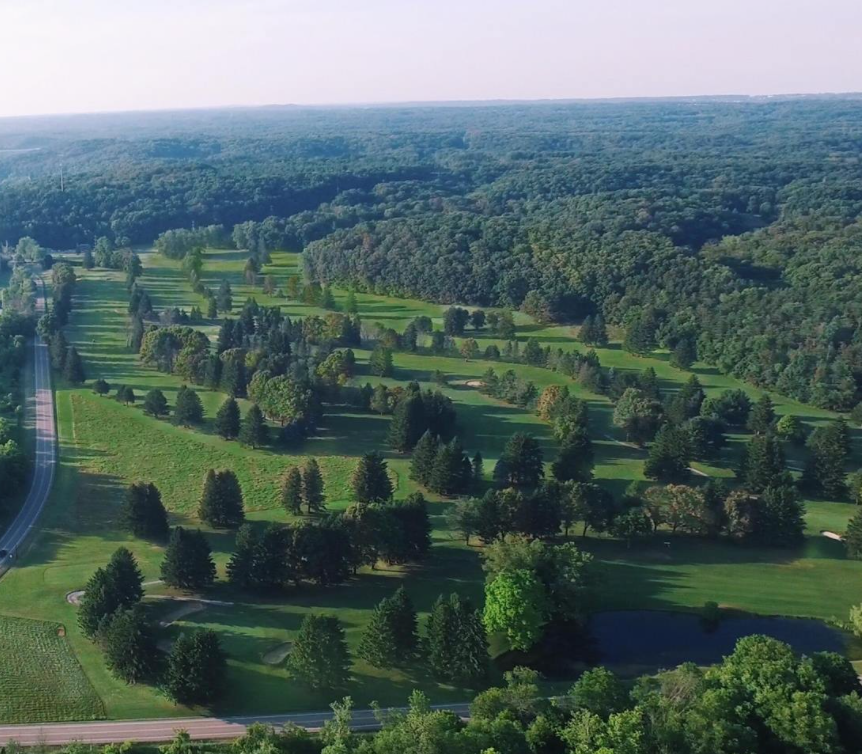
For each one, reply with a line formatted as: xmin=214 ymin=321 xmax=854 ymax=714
xmin=0 ymin=615 xmax=104 ymax=723
xmin=0 ymin=247 xmax=859 ymax=721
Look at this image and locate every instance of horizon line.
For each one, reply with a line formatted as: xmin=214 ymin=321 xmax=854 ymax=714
xmin=2 ymin=90 xmax=862 ymax=123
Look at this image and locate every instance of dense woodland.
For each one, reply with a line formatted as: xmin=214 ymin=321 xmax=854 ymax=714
xmin=2 ymin=100 xmax=862 ymax=408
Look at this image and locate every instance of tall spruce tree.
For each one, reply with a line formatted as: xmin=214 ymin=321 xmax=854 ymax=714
xmin=287 ymin=614 xmax=351 ymax=690
xmin=102 ymin=606 xmax=159 ymax=683
xmin=844 ymin=507 xmax=862 ymax=560
xmin=282 ymin=467 xmax=304 ymax=515
xmin=644 ymin=424 xmax=691 ymax=482
xmin=426 ymin=593 xmax=488 ymax=686
xmin=63 ymin=347 xmax=86 ymax=384
xmin=551 ymin=428 xmax=594 ymax=483
xmin=302 ymin=458 xmax=326 ymax=514
xmin=123 ymin=481 xmax=169 ymax=539
xmin=358 ymin=587 xmax=419 ymax=667
xmin=739 ymin=434 xmax=786 ymax=493
xmin=410 ymin=430 xmax=439 ymax=486
xmin=239 ymin=404 xmax=267 ymax=448
xmin=216 ymin=397 xmax=241 ymax=440
xmin=160 ymin=527 xmax=216 ymax=590
xmin=351 ymin=452 xmax=393 ymax=503
xmin=747 ymin=394 xmax=776 ymax=435
xmin=199 ymin=469 xmax=245 ymax=527
xmin=142 ymin=389 xmax=169 ymax=418
xmin=428 ymin=437 xmax=471 ymax=496
xmin=165 ymin=630 xmax=226 ymax=705
xmin=388 ymin=394 xmax=426 ymax=452
xmin=174 ymin=385 xmax=204 ymax=426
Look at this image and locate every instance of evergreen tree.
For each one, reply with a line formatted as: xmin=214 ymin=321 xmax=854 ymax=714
xmin=644 ymin=424 xmax=691 ymax=482
xmin=160 ymin=527 xmax=216 ymax=590
xmin=670 ymin=337 xmax=697 ymax=370
xmin=358 ymin=587 xmax=418 ymax=667
xmin=747 ymin=394 xmax=776 ymax=435
xmin=803 ymin=420 xmax=851 ymax=498
xmin=63 ymin=347 xmax=86 ymax=384
xmin=345 ymin=289 xmax=358 ymax=314
xmin=497 ymin=433 xmax=544 ymax=487
xmin=388 ymin=394 xmax=426 ymax=452
xmin=665 ymin=374 xmax=705 ymax=425
xmin=216 ymin=279 xmax=233 ymax=313
xmin=174 ymin=385 xmax=204 ymax=426
xmin=428 ymin=437 xmax=471 ymax=496
xmin=107 ymin=547 xmax=145 ymax=606
xmin=472 ymin=451 xmax=484 ymax=483
xmin=551 ymin=428 xmax=594 ymax=483
xmin=215 ymin=397 xmax=241 ymax=439
xmin=578 ymin=315 xmax=595 ymax=345
xmin=239 ymin=404 xmax=268 ymax=448
xmin=102 ymin=606 xmax=159 ymax=683
xmin=757 ymin=479 xmax=805 ymax=547
xmin=128 ymin=315 xmax=145 ymax=351
xmin=226 ymin=524 xmax=257 ymax=588
xmin=370 ymin=384 xmax=390 ymax=414
xmin=410 ymin=430 xmax=439 ymax=486
xmin=165 ymin=630 xmax=226 ymax=705
xmin=302 ymin=458 xmax=326 ymax=514
xmin=738 ymin=434 xmax=786 ymax=493
xmin=369 ymin=344 xmax=394 ymax=377
xmin=199 ymin=469 xmax=245 ymax=527
xmin=50 ymin=331 xmax=68 ymax=371
xmin=282 ymin=466 xmax=304 ymax=515
xmin=426 ymin=593 xmax=488 ymax=686
xmin=287 ymin=614 xmax=351 ymax=690
xmin=123 ymin=481 xmax=169 ymax=539
xmin=844 ymin=507 xmax=862 ymax=560
xmin=78 ymin=548 xmax=144 ymax=638
xmin=851 ymin=402 xmax=862 ymax=428
xmin=220 ymin=352 xmax=247 ymax=398
xmin=142 ymin=388 xmax=169 ymax=417
xmin=623 ymin=313 xmax=657 ymax=355
xmin=351 ymin=452 xmax=393 ymax=503
xmin=320 ymin=285 xmax=336 ymax=310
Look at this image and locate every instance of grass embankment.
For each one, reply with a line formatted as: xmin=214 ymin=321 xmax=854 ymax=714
xmin=0 ymin=248 xmax=859 ymax=721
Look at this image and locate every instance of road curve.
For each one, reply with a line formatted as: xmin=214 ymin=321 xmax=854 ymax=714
xmin=0 ymin=704 xmax=472 ymax=745
xmin=0 ymin=278 xmax=55 ymax=574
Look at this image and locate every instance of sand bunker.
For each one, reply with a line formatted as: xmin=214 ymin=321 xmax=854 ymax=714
xmin=66 ymin=590 xmax=85 ymax=605
xmin=465 ymin=380 xmax=483 ymax=388
xmin=822 ymin=531 xmax=844 ymax=542
xmin=159 ymin=601 xmax=206 ymax=628
xmin=262 ymin=642 xmax=293 ymax=665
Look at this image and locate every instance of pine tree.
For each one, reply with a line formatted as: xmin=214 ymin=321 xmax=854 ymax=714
xmin=239 ymin=404 xmax=268 ymax=448
xmin=388 ymin=394 xmax=426 ymax=452
xmin=199 ymin=469 xmax=245 ymax=527
xmin=287 ymin=615 xmax=351 ymax=690
xmin=92 ymin=378 xmax=111 ymax=396
xmin=345 ymin=289 xmax=358 ymax=314
xmin=142 ymin=389 xmax=169 ymax=417
xmin=50 ymin=331 xmax=68 ymax=371
xmin=578 ymin=315 xmax=595 ymax=345
xmin=174 ymin=385 xmax=204 ymax=426
xmin=78 ymin=568 xmax=120 ymax=638
xmin=472 ymin=451 xmax=484 ymax=483
xmin=165 ymin=630 xmax=226 ymax=705
xmin=644 ymin=424 xmax=690 ymax=482
xmin=216 ymin=397 xmax=241 ymax=439
xmin=220 ymin=352 xmax=247 ymax=398
xmin=320 ymin=285 xmax=336 ymax=310
xmin=107 ymin=547 xmax=145 ymax=606
xmin=498 ymin=433 xmax=544 ymax=487
xmin=428 ymin=437 xmax=471 ymax=495
xmin=351 ymin=452 xmax=393 ymax=503
xmin=670 ymin=337 xmax=697 ymax=370
xmin=102 ymin=606 xmax=159 ymax=683
xmin=844 ymin=507 xmax=862 ymax=560
xmin=358 ymin=587 xmax=418 ymax=667
xmin=226 ymin=524 xmax=257 ymax=588
xmin=63 ymin=347 xmax=86 ymax=384
xmin=370 ymin=384 xmax=390 ymax=414
xmin=739 ymin=434 xmax=786 ymax=493
xmin=410 ymin=430 xmax=439 ymax=486
xmin=216 ymin=279 xmax=233 ymax=313
xmin=747 ymin=394 xmax=776 ymax=435
xmin=282 ymin=467 xmax=304 ymax=515
xmin=123 ymin=482 xmax=169 ymax=539
xmin=426 ymin=593 xmax=488 ymax=686
xmin=369 ymin=344 xmax=394 ymax=377
xmin=302 ymin=458 xmax=326 ymax=514
xmin=551 ymin=428 xmax=594 ymax=483
xmin=160 ymin=527 xmax=216 ymax=590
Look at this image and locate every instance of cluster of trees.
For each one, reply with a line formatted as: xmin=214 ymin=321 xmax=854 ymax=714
xmin=38 ymin=263 xmax=87 ymax=384
xmin=0 ymin=308 xmax=33 ymax=515
xmin=77 ymin=547 xmax=225 ymax=704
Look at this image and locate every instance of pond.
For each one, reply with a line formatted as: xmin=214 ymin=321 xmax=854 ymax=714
xmin=591 ymin=610 xmax=846 ymax=668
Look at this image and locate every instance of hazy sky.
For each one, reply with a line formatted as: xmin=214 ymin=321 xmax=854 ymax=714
xmin=0 ymin=0 xmax=860 ymax=117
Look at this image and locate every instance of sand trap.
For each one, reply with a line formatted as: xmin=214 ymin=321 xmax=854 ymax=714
xmin=822 ymin=531 xmax=844 ymax=542
xmin=66 ymin=590 xmax=85 ymax=605
xmin=159 ymin=601 xmax=206 ymax=628
xmin=465 ymin=380 xmax=483 ymax=388
xmin=262 ymin=642 xmax=293 ymax=665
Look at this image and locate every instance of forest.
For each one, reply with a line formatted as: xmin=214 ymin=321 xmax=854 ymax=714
xmin=1 ymin=100 xmax=861 ymax=411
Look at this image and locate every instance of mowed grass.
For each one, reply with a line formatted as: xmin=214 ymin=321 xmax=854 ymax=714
xmin=0 ymin=247 xmax=860 ymax=722
xmin=0 ymin=615 xmax=104 ymax=723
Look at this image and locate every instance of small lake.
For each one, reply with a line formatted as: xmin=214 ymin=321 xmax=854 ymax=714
xmin=592 ymin=610 xmax=846 ymax=667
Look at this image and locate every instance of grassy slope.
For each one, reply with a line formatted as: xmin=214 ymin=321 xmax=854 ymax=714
xmin=0 ymin=248 xmax=859 ymax=721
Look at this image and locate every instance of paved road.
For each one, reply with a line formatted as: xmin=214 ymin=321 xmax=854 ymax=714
xmin=0 ymin=704 xmax=472 ymax=745
xmin=0 ymin=279 xmax=55 ymax=575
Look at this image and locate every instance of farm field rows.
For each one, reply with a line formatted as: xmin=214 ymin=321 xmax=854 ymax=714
xmin=0 ymin=248 xmax=860 ymax=722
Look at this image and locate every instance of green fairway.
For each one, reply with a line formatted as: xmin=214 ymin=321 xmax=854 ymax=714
xmin=0 ymin=247 xmax=860 ymax=721
xmin=0 ymin=615 xmax=104 ymax=723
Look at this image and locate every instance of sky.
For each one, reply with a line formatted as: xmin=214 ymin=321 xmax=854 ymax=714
xmin=0 ymin=0 xmax=860 ymax=118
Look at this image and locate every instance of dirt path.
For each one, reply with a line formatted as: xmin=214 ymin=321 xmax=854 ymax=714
xmin=603 ymin=434 xmax=710 ymax=478
xmin=158 ymin=601 xmax=206 ymax=628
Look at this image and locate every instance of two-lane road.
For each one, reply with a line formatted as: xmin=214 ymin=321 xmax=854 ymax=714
xmin=0 ymin=704 xmax=472 ymax=745
xmin=0 ymin=278 xmax=55 ymax=574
